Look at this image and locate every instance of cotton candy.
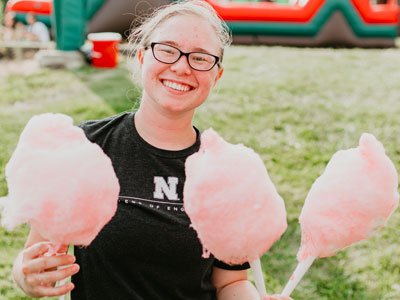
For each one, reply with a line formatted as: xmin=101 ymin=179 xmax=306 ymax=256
xmin=184 ymin=128 xmax=287 ymax=265
xmin=0 ymin=113 xmax=119 ymax=246
xmin=298 ymin=133 xmax=399 ymax=261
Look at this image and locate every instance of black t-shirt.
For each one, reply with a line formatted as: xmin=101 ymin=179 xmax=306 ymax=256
xmin=71 ymin=112 xmax=249 ymax=300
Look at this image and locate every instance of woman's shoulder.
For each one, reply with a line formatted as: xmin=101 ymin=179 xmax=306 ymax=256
xmin=79 ymin=111 xmax=133 ymax=143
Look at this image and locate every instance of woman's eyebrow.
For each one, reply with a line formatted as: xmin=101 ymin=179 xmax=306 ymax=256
xmin=158 ymin=40 xmax=212 ymax=53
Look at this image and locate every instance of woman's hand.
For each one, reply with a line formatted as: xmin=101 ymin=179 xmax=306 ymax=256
xmin=14 ymin=241 xmax=79 ymax=298
xmin=263 ymin=295 xmax=293 ymax=300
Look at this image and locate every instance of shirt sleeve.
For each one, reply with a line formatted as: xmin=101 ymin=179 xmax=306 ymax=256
xmin=213 ymin=258 xmax=250 ymax=270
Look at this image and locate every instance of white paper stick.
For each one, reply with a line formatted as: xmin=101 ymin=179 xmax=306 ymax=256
xmin=250 ymin=258 xmax=267 ymax=297
xmin=59 ymin=289 xmax=65 ymax=300
xmin=59 ymin=245 xmax=73 ymax=300
xmin=281 ymin=256 xmax=316 ymax=297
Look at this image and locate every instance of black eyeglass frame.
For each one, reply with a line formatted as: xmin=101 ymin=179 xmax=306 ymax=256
xmin=145 ymin=42 xmax=221 ymax=71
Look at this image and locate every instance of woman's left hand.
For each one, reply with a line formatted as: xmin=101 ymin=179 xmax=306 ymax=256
xmin=263 ymin=295 xmax=293 ymax=300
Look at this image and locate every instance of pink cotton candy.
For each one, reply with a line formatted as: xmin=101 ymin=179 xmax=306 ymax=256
xmin=184 ymin=128 xmax=287 ymax=265
xmin=0 ymin=113 xmax=119 ymax=246
xmin=298 ymin=133 xmax=399 ymax=261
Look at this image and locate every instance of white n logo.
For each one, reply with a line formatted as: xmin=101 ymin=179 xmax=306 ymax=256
xmin=153 ymin=176 xmax=179 ymax=201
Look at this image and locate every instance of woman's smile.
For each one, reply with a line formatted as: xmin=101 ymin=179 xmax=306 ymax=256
xmin=161 ymin=79 xmax=195 ymax=93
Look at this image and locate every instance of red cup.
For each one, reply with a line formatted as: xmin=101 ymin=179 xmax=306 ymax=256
xmin=87 ymin=32 xmax=122 ymax=68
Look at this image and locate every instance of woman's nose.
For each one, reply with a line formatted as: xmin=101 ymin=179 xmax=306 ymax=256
xmin=170 ymin=55 xmax=192 ymax=75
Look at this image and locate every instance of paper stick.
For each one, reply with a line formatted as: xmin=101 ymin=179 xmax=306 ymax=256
xmin=59 ymin=244 xmax=73 ymax=300
xmin=250 ymin=258 xmax=267 ymax=297
xmin=281 ymin=256 xmax=316 ymax=297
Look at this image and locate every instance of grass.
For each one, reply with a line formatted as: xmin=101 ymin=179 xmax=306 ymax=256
xmin=1 ymin=44 xmax=400 ymax=299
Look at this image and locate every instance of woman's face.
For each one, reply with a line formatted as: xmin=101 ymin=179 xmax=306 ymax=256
xmin=138 ymin=14 xmax=224 ymax=115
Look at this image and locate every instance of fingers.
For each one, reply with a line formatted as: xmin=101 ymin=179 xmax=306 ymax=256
xmin=31 ymin=282 xmax=75 ymax=298
xmin=23 ymin=253 xmax=76 ymax=275
xmin=45 ymin=243 xmax=69 ymax=256
xmin=23 ymin=242 xmax=52 ymax=260
xmin=25 ymin=264 xmax=80 ymax=287
xmin=23 ymin=242 xmax=69 ymax=260
xmin=18 ymin=242 xmax=78 ymax=298
xmin=55 ymin=244 xmax=69 ymax=254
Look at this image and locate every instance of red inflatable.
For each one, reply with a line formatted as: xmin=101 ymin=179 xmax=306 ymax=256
xmin=351 ymin=0 xmax=398 ymax=24
xmin=205 ymin=0 xmax=398 ymax=24
xmin=204 ymin=0 xmax=323 ymax=22
xmin=5 ymin=0 xmax=52 ymax=15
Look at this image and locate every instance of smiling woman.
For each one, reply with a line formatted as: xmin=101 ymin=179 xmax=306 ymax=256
xmin=10 ymin=1 xmax=291 ymax=300
xmin=135 ymin=13 xmax=224 ymax=122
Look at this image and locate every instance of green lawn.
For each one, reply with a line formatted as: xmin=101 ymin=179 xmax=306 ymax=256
xmin=1 ymin=45 xmax=400 ymax=299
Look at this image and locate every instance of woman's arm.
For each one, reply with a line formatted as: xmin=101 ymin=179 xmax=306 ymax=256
xmin=12 ymin=228 xmax=78 ymax=298
xmin=212 ymin=266 xmax=259 ymax=300
xmin=212 ymin=266 xmax=293 ymax=300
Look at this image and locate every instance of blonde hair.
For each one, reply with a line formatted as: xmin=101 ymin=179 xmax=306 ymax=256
xmin=128 ymin=0 xmax=232 ymax=85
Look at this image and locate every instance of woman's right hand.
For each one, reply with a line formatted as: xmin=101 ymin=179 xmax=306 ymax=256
xmin=15 ymin=241 xmax=79 ymax=298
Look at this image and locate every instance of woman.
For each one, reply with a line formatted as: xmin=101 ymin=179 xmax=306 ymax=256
xmin=12 ymin=1 xmax=292 ymax=299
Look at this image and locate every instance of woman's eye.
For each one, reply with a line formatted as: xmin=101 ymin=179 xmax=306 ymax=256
xmin=192 ymin=56 xmax=207 ymax=62
xmin=161 ymin=49 xmax=175 ymax=55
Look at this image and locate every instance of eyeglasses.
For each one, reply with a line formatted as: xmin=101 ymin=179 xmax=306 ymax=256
xmin=145 ymin=42 xmax=220 ymax=71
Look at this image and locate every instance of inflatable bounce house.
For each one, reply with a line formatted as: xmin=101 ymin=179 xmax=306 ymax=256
xmin=212 ymin=0 xmax=399 ymax=47
xmin=5 ymin=0 xmax=400 ymax=49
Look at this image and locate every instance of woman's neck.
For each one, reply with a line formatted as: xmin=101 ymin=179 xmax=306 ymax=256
xmin=134 ymin=103 xmax=197 ymax=151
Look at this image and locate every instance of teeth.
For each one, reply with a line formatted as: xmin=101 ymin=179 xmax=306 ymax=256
xmin=163 ymin=80 xmax=191 ymax=92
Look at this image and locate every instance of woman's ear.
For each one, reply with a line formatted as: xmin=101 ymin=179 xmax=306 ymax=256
xmin=217 ymin=67 xmax=224 ymax=80
xmin=214 ymin=66 xmax=224 ymax=86
xmin=137 ymin=48 xmax=144 ymax=65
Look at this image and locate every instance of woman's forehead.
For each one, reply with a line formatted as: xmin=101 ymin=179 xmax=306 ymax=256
xmin=150 ymin=14 xmax=221 ymax=52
